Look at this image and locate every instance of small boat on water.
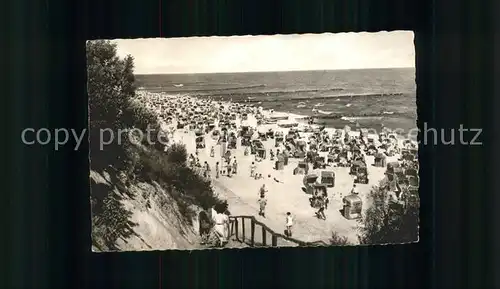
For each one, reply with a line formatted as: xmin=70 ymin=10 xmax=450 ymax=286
xmin=173 ymin=84 xmax=184 ymax=87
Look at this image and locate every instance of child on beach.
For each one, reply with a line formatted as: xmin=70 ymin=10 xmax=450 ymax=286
xmin=285 ymin=212 xmax=293 ymax=237
xmin=351 ymin=184 xmax=358 ymax=195
xmin=258 ymin=195 xmax=267 ymax=217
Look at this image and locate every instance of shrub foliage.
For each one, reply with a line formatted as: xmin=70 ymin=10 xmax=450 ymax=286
xmin=357 ymin=182 xmax=419 ymax=244
xmin=88 ymin=40 xmax=224 ymax=249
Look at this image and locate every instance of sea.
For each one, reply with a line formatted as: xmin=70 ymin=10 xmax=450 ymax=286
xmin=135 ymin=68 xmax=416 ymax=133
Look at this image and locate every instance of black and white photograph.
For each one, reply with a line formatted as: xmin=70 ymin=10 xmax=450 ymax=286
xmin=88 ymin=31 xmax=419 ymax=252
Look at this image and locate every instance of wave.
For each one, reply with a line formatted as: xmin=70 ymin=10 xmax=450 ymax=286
xmin=212 ymin=92 xmax=406 ymax=103
xmin=317 ymin=110 xmax=333 ymax=115
xmin=341 ymin=116 xmax=384 ymax=122
xmin=311 ymin=111 xmax=409 ymax=120
xmin=191 ymin=87 xmax=345 ymax=98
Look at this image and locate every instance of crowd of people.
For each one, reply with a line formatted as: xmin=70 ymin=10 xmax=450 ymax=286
xmin=135 ymin=90 xmax=419 ymax=246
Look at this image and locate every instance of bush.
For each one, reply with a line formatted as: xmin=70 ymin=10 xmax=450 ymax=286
xmin=87 ymin=40 xmax=132 ymax=171
xmin=92 ymin=193 xmax=137 ymax=249
xmin=90 ymin=180 xmax=137 ymax=250
xmin=87 ymin=40 xmax=225 ymax=248
xmin=137 ymin=146 xmax=225 ymax=220
xmin=87 ymin=40 xmax=142 ymax=248
xmin=357 ymin=183 xmax=419 ymax=244
xmin=165 ymin=143 xmax=187 ymax=166
xmin=329 ymin=232 xmax=351 ymax=246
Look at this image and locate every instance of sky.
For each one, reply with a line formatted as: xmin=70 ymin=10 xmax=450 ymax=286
xmin=112 ymin=31 xmax=414 ymax=74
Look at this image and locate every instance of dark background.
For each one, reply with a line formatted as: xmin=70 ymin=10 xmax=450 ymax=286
xmin=4 ymin=0 xmax=496 ymax=288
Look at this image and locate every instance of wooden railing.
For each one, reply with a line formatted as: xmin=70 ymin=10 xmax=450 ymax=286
xmin=228 ymin=215 xmax=329 ymax=247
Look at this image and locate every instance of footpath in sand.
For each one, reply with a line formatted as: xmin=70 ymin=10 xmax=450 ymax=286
xmin=173 ymin=115 xmax=396 ymax=245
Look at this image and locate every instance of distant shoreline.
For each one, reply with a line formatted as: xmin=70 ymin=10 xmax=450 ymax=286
xmin=134 ymin=67 xmax=415 ymax=77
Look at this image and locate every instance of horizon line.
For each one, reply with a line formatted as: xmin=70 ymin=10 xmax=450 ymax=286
xmin=134 ymin=66 xmax=415 ymax=76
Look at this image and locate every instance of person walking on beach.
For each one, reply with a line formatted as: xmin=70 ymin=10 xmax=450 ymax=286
xmin=220 ymin=158 xmax=226 ymax=176
xmin=210 ymin=146 xmax=215 ymax=157
xmin=285 ymin=212 xmax=294 ymax=237
xmin=258 ymin=195 xmax=267 ymax=217
xmin=250 ymin=162 xmax=256 ymax=177
xmin=316 ymin=198 xmax=327 ymax=220
xmin=204 ymin=161 xmax=211 ymax=178
xmin=215 ymin=162 xmax=220 ymax=179
xmin=232 ymin=157 xmax=238 ymax=175
xmin=259 ymin=184 xmax=267 ymax=198
xmin=227 ymin=157 xmax=233 ymax=177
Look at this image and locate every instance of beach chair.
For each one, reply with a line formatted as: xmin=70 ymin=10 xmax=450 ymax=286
xmin=342 ymin=195 xmax=362 ymax=220
xmin=303 ymin=174 xmax=319 ymax=193
xmin=373 ymin=153 xmax=387 ymax=167
xmin=294 ymin=161 xmax=309 ymax=175
xmin=255 ymin=147 xmax=265 ymax=159
xmin=313 ymin=156 xmax=327 ymax=169
xmin=349 ymin=160 xmax=365 ymax=175
xmin=195 ymin=136 xmax=205 ymax=149
xmin=354 ymin=166 xmax=369 ymax=184
xmin=320 ymin=171 xmax=335 ymax=187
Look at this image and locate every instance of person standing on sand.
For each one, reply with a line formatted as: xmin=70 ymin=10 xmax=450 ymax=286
xmin=210 ymin=146 xmax=215 ymax=157
xmin=258 ymin=195 xmax=267 ymax=217
xmin=316 ymin=198 xmax=327 ymax=220
xmin=324 ymin=194 xmax=330 ymax=209
xmin=250 ymin=162 xmax=256 ymax=177
xmin=259 ymin=184 xmax=268 ymax=198
xmin=285 ymin=212 xmax=294 ymax=237
xmin=232 ymin=157 xmax=238 ymax=174
xmin=227 ymin=157 xmax=233 ymax=177
xmin=211 ymin=206 xmax=229 ymax=246
xmin=215 ymin=162 xmax=220 ymax=179
xmin=203 ymin=161 xmax=211 ymax=178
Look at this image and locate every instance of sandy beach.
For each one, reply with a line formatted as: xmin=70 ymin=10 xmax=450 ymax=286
xmin=137 ymin=91 xmax=415 ymax=245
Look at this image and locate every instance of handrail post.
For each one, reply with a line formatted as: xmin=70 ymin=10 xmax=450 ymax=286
xmin=235 ymin=219 xmax=239 ymax=242
xmin=272 ymin=234 xmax=278 ymax=247
xmin=262 ymin=227 xmax=266 ymax=246
xmin=242 ymin=218 xmax=246 ymax=242
xmin=250 ymin=218 xmax=255 ymax=247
